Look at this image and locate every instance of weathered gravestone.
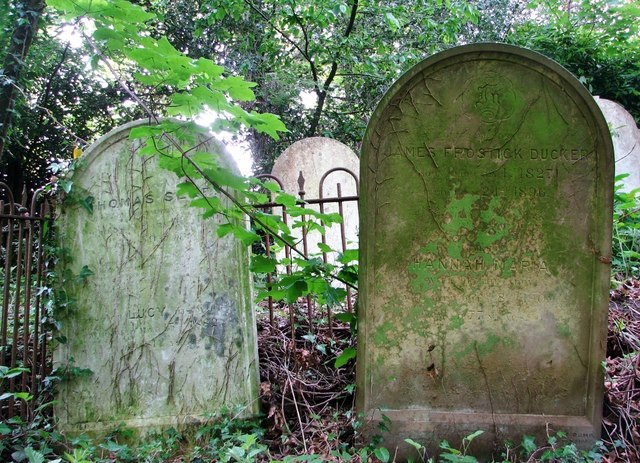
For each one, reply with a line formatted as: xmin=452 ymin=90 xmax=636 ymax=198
xmin=357 ymin=44 xmax=613 ymax=457
xmin=594 ymin=97 xmax=640 ymax=193
xmin=55 ymin=120 xmax=259 ymax=438
xmin=271 ymin=137 xmax=359 ymax=260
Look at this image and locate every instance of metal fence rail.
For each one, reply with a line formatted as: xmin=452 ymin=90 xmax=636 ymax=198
xmin=254 ymin=169 xmax=359 ymax=337
xmin=0 ymin=183 xmax=53 ymax=421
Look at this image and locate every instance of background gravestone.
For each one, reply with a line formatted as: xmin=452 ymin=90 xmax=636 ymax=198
xmin=271 ymin=137 xmax=359 ymax=261
xmin=594 ymin=97 xmax=640 ymax=192
xmin=55 ymin=120 xmax=259 ymax=438
xmin=358 ymin=44 xmax=613 ymax=457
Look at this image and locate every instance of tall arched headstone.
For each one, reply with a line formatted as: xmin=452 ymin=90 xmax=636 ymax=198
xmin=594 ymin=97 xmax=640 ymax=192
xmin=55 ymin=120 xmax=258 ymax=438
xmin=358 ymin=44 xmax=613 ymax=457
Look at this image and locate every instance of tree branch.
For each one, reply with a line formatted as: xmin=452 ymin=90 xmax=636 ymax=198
xmin=0 ymin=0 xmax=46 ymax=163
xmin=306 ymin=0 xmax=359 ymax=137
xmin=291 ymin=7 xmax=320 ymax=88
xmin=243 ymin=0 xmax=310 ymax=62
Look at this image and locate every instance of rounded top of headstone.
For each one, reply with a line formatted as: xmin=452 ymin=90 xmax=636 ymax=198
xmin=593 ymin=96 xmax=639 ymax=127
xmin=80 ymin=118 xmax=238 ymax=174
xmin=365 ymin=43 xmax=612 ymax=159
xmin=271 ymin=137 xmax=359 ymax=197
xmin=593 ymin=96 xmax=640 ymax=192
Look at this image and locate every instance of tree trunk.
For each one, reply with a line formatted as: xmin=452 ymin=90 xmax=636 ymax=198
xmin=0 ymin=0 xmax=46 ymax=163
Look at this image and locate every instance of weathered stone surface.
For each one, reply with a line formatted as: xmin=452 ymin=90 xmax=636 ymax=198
xmin=594 ymin=97 xmax=640 ymax=192
xmin=55 ymin=120 xmax=258 ymax=438
xmin=271 ymin=137 xmax=359 ymax=260
xmin=357 ymin=44 xmax=613 ymax=457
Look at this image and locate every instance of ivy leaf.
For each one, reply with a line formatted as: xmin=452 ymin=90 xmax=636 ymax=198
xmin=373 ymin=447 xmax=390 ymax=463
xmin=335 ymin=347 xmax=356 ymax=368
xmin=77 ymin=265 xmax=94 ymax=281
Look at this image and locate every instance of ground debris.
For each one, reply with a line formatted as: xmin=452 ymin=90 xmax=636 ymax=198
xmin=604 ymin=279 xmax=640 ymax=463
xmin=256 ymin=282 xmax=640 ymax=462
xmin=257 ymin=302 xmax=357 ymax=460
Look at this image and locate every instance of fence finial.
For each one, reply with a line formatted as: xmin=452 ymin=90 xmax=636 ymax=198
xmin=297 ymin=171 xmax=306 ymax=199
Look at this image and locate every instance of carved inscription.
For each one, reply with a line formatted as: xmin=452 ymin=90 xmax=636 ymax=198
xmin=390 ymin=145 xmax=591 ymax=161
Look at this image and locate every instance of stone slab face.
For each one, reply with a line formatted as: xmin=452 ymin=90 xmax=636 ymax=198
xmin=55 ymin=120 xmax=259 ymax=438
xmin=594 ymin=97 xmax=640 ymax=192
xmin=271 ymin=137 xmax=359 ymax=259
xmin=357 ymin=44 xmax=613 ymax=457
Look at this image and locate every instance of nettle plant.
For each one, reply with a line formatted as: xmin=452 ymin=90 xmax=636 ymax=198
xmin=48 ymin=0 xmax=357 ymax=321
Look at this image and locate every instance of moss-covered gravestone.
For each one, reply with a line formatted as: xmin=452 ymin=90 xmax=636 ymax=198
xmin=357 ymin=44 xmax=613 ymax=457
xmin=55 ymin=120 xmax=258 ymax=438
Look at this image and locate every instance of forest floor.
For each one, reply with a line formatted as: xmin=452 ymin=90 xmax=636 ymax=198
xmin=257 ymin=278 xmax=640 ymax=462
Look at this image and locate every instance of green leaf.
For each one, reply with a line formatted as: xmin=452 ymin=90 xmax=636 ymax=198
xmin=323 ymin=285 xmax=347 ymax=307
xmin=216 ymin=223 xmax=260 ymax=245
xmin=24 ymin=446 xmax=45 ymax=463
xmin=404 ymin=438 xmax=424 ymax=451
xmin=176 ymin=181 xmax=200 ymax=198
xmin=195 ymin=58 xmax=224 ymax=78
xmin=464 ymin=430 xmax=484 ymax=442
xmin=335 ymin=347 xmax=356 ymax=368
xmin=250 ymin=255 xmax=277 ymax=273
xmin=385 ymin=12 xmax=401 ymax=31
xmin=286 ymin=279 xmax=308 ymax=303
xmin=225 ymin=76 xmax=257 ymax=101
xmin=338 ymin=249 xmax=358 ymax=263
xmin=13 ymin=392 xmax=33 ymax=401
xmin=248 ymin=112 xmax=288 ymax=140
xmin=334 ymin=312 xmax=356 ymax=324
xmin=79 ymin=196 xmax=94 ymax=214
xmin=275 ymin=192 xmax=298 ymax=208
xmin=260 ymin=180 xmax=283 ymax=194
xmin=317 ymin=242 xmax=333 ymax=253
xmin=373 ymin=447 xmax=390 ymax=463
xmin=77 ymin=265 xmax=94 ymax=281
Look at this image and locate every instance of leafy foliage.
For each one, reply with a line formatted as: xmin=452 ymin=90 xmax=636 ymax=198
xmin=152 ymin=0 xmax=509 ymax=171
xmin=611 ymin=175 xmax=640 ymax=282
xmin=507 ymin=0 xmax=640 ymax=122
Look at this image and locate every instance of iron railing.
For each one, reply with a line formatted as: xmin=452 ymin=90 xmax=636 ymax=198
xmin=0 ymin=183 xmax=53 ymax=421
xmin=254 ymin=169 xmax=359 ymax=337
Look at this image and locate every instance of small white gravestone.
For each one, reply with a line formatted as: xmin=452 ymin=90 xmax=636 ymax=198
xmin=55 ymin=120 xmax=259 ymax=439
xmin=270 ymin=137 xmax=359 ymax=263
xmin=594 ymin=97 xmax=640 ymax=192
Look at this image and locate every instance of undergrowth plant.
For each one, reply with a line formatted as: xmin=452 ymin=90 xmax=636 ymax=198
xmin=611 ymin=174 xmax=640 ymax=283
